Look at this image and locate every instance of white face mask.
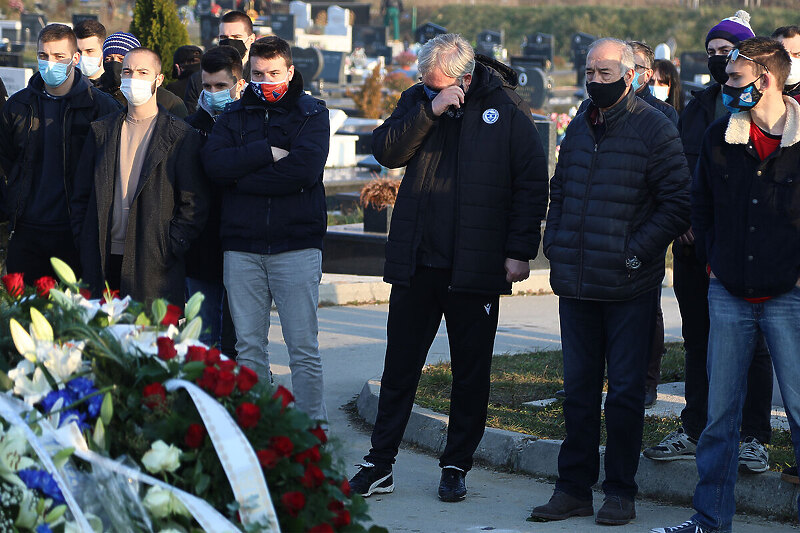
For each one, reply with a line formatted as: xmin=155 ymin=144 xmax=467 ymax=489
xmin=786 ymin=57 xmax=800 ymax=86
xmin=121 ymin=77 xmax=156 ymax=107
xmin=649 ymin=84 xmax=670 ymax=102
xmin=79 ymin=54 xmax=102 ymax=77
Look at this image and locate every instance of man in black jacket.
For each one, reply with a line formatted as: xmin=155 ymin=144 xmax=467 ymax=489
xmin=0 ymin=24 xmax=120 ymax=284
xmin=75 ymin=19 xmax=106 ymax=86
xmin=348 ymin=33 xmax=548 ymax=502
xmin=202 ymin=36 xmax=329 ymax=422
xmin=531 ymin=38 xmax=689 ymax=526
xmin=71 ymin=47 xmax=208 ymax=306
xmin=165 ymin=45 xmax=202 ymax=106
xmin=643 ymin=10 xmax=774 ymax=476
xmin=654 ymin=37 xmax=800 ymax=533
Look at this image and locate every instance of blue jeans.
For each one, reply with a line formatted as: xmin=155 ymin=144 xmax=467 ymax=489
xmin=223 ymin=249 xmax=327 ymax=422
xmin=692 ymin=280 xmax=800 ymax=532
xmin=185 ymin=278 xmax=224 ymax=348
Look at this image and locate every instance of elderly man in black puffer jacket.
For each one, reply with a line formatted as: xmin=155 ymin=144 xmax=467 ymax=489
xmin=531 ymin=38 xmax=690 ymax=526
xmin=348 ymin=33 xmax=549 ymax=503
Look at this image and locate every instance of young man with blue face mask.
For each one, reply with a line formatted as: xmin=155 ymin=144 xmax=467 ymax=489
xmin=183 ymin=45 xmax=246 ymax=351
xmin=0 ymin=23 xmax=120 ymax=284
xmin=653 ymin=37 xmax=800 ymax=533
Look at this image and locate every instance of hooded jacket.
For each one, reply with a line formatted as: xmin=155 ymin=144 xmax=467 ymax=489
xmin=201 ymin=71 xmax=329 ymax=255
xmin=373 ymin=55 xmax=548 ymax=295
xmin=543 ymin=87 xmax=691 ymax=301
xmin=0 ymin=70 xmax=121 ymax=229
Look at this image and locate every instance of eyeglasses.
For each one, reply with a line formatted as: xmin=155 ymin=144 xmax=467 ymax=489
xmin=634 ymin=63 xmax=649 ymax=71
xmin=727 ymin=49 xmax=770 ymax=73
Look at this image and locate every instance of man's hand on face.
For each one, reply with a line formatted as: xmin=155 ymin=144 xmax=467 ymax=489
xmin=431 ymin=84 xmax=465 ymax=116
xmin=505 ymin=258 xmax=530 ymax=283
xmin=271 ymin=147 xmax=289 ymax=161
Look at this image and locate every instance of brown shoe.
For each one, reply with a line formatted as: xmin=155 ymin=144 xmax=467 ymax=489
xmin=595 ymin=495 xmax=636 ymax=525
xmin=529 ymin=490 xmax=593 ymax=521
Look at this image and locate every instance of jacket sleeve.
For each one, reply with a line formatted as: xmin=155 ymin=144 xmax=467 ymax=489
xmin=202 ymin=111 xmax=275 ymax=182
xmin=70 ymin=131 xmax=97 ymax=245
xmin=628 ymin=122 xmax=691 ymax=263
xmin=690 ymin=130 xmax=715 ymax=267
xmin=371 ymin=87 xmax=438 ymax=168
xmin=542 ymin=160 xmax=563 ymax=258
xmin=169 ymin=130 xmax=210 ymax=256
xmin=505 ymin=103 xmax=548 ymax=260
xmin=0 ymin=103 xmax=16 ymax=182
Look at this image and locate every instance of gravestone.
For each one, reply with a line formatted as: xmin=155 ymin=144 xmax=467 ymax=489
xmin=415 ymin=22 xmax=446 ymax=45
xmin=290 ymin=1 xmax=313 ymax=31
xmin=476 ymin=30 xmax=502 ymax=58
xmin=352 ymin=25 xmax=386 ymax=56
xmin=71 ymin=14 xmax=98 ymax=27
xmin=0 ymin=52 xmax=23 ymax=68
xmin=269 ymin=13 xmax=296 ymax=41
xmin=291 ymin=46 xmax=324 ymax=91
xmin=200 ymin=14 xmax=220 ymax=50
xmin=196 ymin=0 xmax=212 ymax=13
xmin=0 ymin=66 xmax=33 ymax=95
xmin=522 ymin=33 xmax=554 ymax=70
xmin=20 ymin=13 xmax=47 ymax=43
xmin=532 ymin=117 xmax=557 ymax=179
xmin=319 ymin=50 xmax=347 ymax=84
xmin=325 ymin=5 xmax=351 ymax=37
xmin=0 ymin=20 xmax=21 ymax=43
xmin=373 ymin=44 xmax=393 ymax=64
xmin=510 ymin=64 xmax=548 ymax=110
xmin=571 ymin=32 xmax=596 ymax=87
xmin=679 ymin=51 xmax=709 ymax=83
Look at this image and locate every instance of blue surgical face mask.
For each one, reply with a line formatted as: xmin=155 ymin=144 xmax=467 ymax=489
xmin=204 ymin=88 xmax=234 ymax=113
xmin=423 ymin=84 xmax=439 ymax=100
xmin=38 ymin=59 xmax=72 ymax=87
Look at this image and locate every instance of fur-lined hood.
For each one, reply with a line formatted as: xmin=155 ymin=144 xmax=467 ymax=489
xmin=725 ymin=95 xmax=800 ymax=148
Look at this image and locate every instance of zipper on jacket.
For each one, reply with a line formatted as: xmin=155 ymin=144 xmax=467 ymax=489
xmin=10 ymin=103 xmax=36 ymax=240
xmin=576 ymin=142 xmax=599 ymax=298
xmin=62 ymin=106 xmax=71 ymax=216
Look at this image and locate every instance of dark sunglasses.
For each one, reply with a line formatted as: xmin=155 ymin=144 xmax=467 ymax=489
xmin=727 ymin=48 xmax=770 ymax=73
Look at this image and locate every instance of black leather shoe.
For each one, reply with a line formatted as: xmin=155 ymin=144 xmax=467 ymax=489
xmin=595 ymin=495 xmax=635 ymax=525
xmin=529 ymin=490 xmax=593 ymax=521
xmin=438 ymin=467 xmax=466 ymax=502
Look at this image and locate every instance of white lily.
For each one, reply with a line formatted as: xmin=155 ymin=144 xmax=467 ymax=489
xmin=99 ymin=295 xmax=131 ymax=324
xmin=39 ymin=341 xmax=85 ymax=384
xmin=49 ymin=288 xmax=101 ymax=323
xmin=9 ymin=319 xmax=36 ymax=362
xmin=8 ymin=360 xmax=52 ymax=405
xmin=0 ymin=424 xmax=35 ymax=486
xmin=14 ymin=486 xmax=38 ymax=529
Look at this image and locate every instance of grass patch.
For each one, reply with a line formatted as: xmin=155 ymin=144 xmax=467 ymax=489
xmin=414 ymin=343 xmax=794 ymax=471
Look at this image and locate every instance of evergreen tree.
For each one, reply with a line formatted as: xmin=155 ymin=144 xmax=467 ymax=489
xmin=130 ymin=0 xmax=190 ymax=80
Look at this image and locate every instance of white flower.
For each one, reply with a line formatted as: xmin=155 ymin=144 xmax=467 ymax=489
xmin=40 ymin=341 xmax=85 ymax=384
xmin=8 ymin=360 xmax=52 ymax=405
xmin=143 ymin=486 xmax=191 ymax=519
xmin=14 ymin=486 xmax=37 ymax=529
xmin=64 ymin=513 xmax=103 ymax=533
xmin=141 ymin=440 xmax=181 ymax=474
xmin=0 ymin=425 xmax=34 ymax=486
xmin=49 ymin=288 xmax=101 ymax=323
xmin=100 ymin=295 xmax=131 ymax=324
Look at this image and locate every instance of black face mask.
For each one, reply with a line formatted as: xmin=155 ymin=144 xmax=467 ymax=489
xmin=219 ymin=38 xmax=247 ymax=59
xmin=586 ymin=76 xmax=628 ymax=109
xmin=708 ymin=55 xmax=729 ymax=85
xmin=101 ymin=60 xmax=123 ymax=89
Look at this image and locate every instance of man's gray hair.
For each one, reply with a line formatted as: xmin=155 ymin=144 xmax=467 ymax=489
xmin=417 ymin=33 xmax=475 ymax=79
xmin=588 ymin=38 xmax=636 ymax=73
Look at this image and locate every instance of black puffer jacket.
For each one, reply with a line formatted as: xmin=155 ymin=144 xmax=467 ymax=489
xmin=0 ymin=71 xmax=121 ymax=226
xmin=543 ymin=87 xmax=691 ymax=301
xmin=373 ymin=56 xmax=549 ymax=295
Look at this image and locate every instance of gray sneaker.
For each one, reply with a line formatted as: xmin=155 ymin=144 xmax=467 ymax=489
xmin=643 ymin=427 xmax=697 ymax=461
xmin=738 ymin=436 xmax=769 ymax=474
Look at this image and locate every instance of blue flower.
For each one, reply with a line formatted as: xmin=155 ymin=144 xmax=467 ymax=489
xmin=36 ymin=524 xmax=53 ymax=533
xmin=40 ymin=389 xmax=76 ymax=414
xmin=86 ymin=394 xmax=103 ymax=418
xmin=66 ymin=377 xmax=96 ymax=399
xmin=60 ymin=410 xmax=89 ymax=431
xmin=18 ymin=469 xmax=65 ymax=506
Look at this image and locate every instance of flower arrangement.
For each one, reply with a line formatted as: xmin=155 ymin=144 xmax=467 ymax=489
xmin=0 ymin=259 xmax=387 ymax=533
xmin=359 ymin=178 xmax=401 ymax=212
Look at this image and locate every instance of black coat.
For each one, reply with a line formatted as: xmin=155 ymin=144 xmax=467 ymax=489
xmin=543 ymin=88 xmax=691 ymax=301
xmin=0 ymin=71 xmax=121 ymax=227
xmin=201 ymin=73 xmax=329 ymax=255
xmin=71 ymin=108 xmax=209 ymax=305
xmin=693 ymin=97 xmax=800 ymax=299
xmin=373 ymin=57 xmax=549 ymax=295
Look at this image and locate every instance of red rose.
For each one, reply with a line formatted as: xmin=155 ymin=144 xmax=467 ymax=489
xmin=185 ymin=345 xmax=207 ymax=363
xmin=300 ymin=463 xmax=325 ymax=488
xmin=213 ymin=370 xmax=236 ymax=397
xmin=204 ymin=348 xmax=221 ymax=366
xmin=235 ymin=402 xmax=260 ymax=429
xmin=197 ymin=366 xmax=219 ymax=390
xmin=142 ymin=382 xmax=167 ymax=409
xmin=2 ymin=273 xmax=24 ymax=298
xmin=270 ymin=436 xmax=294 ymax=457
xmin=161 ymin=304 xmax=182 ymax=326
xmin=340 ymin=478 xmax=351 ymax=497
xmin=256 ymin=449 xmax=279 ymax=469
xmin=79 ymin=288 xmax=92 ymax=299
xmin=280 ymin=491 xmax=305 ymax=517
xmin=327 ymin=500 xmax=344 ymax=512
xmin=236 ymin=366 xmax=258 ymax=393
xmin=102 ymin=287 xmax=120 ymax=301
xmin=272 ymin=385 xmax=294 ymax=410
xmin=310 ymin=424 xmax=327 ymax=444
xmin=156 ymin=337 xmax=177 ymax=361
xmin=308 ymin=525 xmax=333 ymax=533
xmin=184 ymin=423 xmax=205 ymax=449
xmin=333 ymin=509 xmax=351 ymax=527
xmin=218 ymin=360 xmax=236 ymax=373
xmin=33 ymin=276 xmax=57 ymax=298
xmin=293 ymin=445 xmax=321 ymax=464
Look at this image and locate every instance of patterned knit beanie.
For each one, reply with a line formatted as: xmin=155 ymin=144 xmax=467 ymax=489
xmin=706 ymin=10 xmax=755 ymax=49
xmin=102 ymin=32 xmax=141 ymax=59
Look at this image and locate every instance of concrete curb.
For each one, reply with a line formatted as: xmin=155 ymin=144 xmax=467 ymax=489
xmin=355 ymin=380 xmax=800 ymax=521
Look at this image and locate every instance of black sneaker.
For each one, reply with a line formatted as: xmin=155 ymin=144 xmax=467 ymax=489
xmin=529 ymin=490 xmax=593 ymax=521
xmin=348 ymin=462 xmax=393 ymax=497
xmin=782 ymin=465 xmax=799 ymax=484
xmin=651 ymin=520 xmax=709 ymax=533
xmin=438 ymin=466 xmax=466 ymax=502
xmin=555 ymin=389 xmax=567 ymax=400
xmin=595 ymin=495 xmax=635 ymax=525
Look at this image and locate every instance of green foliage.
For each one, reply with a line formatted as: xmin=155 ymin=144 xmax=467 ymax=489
xmin=420 ymin=5 xmax=800 ymax=59
xmin=130 ymin=0 xmax=190 ymax=80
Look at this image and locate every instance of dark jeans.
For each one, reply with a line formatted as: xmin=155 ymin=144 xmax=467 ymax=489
xmin=6 ymin=224 xmax=80 ymax=285
xmin=555 ymin=288 xmax=658 ymax=501
xmin=185 ymin=278 xmax=238 ymax=354
xmin=673 ymin=245 xmax=772 ymax=443
xmin=646 ymin=290 xmax=665 ymax=390
xmin=106 ymin=254 xmax=123 ymax=294
xmin=366 ymin=267 xmax=500 ymax=472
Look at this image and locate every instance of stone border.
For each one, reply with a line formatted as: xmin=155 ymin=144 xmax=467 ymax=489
xmin=356 ymin=380 xmax=799 ymax=521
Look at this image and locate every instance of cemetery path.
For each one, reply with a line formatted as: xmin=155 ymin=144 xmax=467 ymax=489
xmin=267 ymin=291 xmax=793 ymax=532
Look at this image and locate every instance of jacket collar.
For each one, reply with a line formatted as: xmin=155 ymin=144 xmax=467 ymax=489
xmin=596 ymin=85 xmax=637 ymax=130
xmin=22 ymin=70 xmax=96 ymax=108
xmin=724 ymin=96 xmax=800 ymax=148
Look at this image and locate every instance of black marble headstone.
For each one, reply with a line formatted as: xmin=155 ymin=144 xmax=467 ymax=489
xmin=0 ymin=52 xmax=23 ymax=68
xmin=415 ymin=23 xmax=447 ymax=45
xmin=291 ymin=46 xmax=324 ymax=90
xmin=319 ymin=50 xmax=346 ymax=84
xmin=511 ymin=64 xmax=548 ymax=110
xmin=20 ymin=13 xmax=47 ymax=43
xmin=523 ymin=33 xmax=554 ymax=67
xmin=571 ymin=32 xmax=596 ymax=87
xmin=352 ymin=25 xmax=387 ymax=56
xmin=269 ymin=13 xmax=295 ymax=42
xmin=476 ymin=30 xmax=502 ymax=57
xmin=679 ymin=51 xmax=710 ymax=83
